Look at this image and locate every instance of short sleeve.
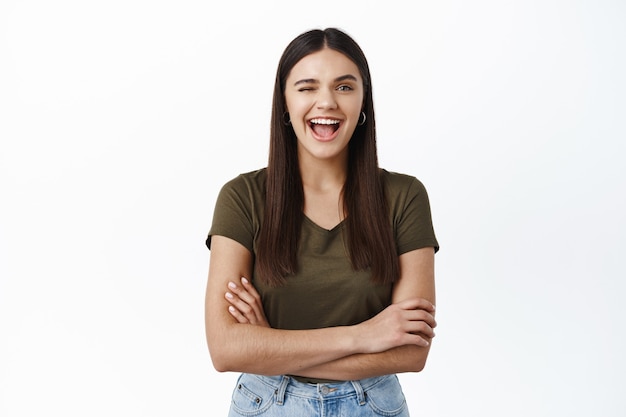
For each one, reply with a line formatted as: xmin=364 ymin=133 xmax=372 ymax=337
xmin=388 ymin=173 xmax=439 ymax=255
xmin=206 ymin=175 xmax=256 ymax=252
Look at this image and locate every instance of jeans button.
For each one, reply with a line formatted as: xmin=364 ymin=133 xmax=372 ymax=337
xmin=320 ymin=385 xmax=330 ymax=395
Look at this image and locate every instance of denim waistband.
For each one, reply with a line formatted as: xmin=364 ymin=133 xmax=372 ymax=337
xmin=248 ymin=374 xmax=392 ymax=405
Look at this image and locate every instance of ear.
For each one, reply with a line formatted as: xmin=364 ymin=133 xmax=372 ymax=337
xmin=282 ymin=112 xmax=291 ymax=126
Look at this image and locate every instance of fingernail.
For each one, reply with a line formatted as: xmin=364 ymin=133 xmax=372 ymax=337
xmin=228 ymin=306 xmax=236 ymax=313
xmin=225 ymin=292 xmax=233 ymax=299
xmin=228 ymin=282 xmax=236 ymax=289
xmin=241 ymin=277 xmax=249 ymax=284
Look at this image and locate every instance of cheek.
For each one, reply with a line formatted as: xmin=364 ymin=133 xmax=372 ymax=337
xmin=285 ymin=92 xmax=303 ymax=110
xmin=285 ymin=98 xmax=308 ymax=117
xmin=342 ymin=94 xmax=364 ymax=113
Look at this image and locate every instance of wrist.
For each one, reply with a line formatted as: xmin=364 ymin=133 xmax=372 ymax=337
xmin=343 ymin=324 xmax=363 ymax=354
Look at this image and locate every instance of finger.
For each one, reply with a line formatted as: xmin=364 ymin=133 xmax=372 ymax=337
xmin=240 ymin=278 xmax=265 ymax=312
xmin=225 ymin=292 xmax=253 ymax=315
xmin=230 ymin=279 xmax=265 ymax=320
xmin=227 ymin=305 xmax=249 ymax=324
xmin=225 ymin=292 xmax=256 ymax=321
xmin=402 ymin=309 xmax=437 ymax=328
xmin=397 ymin=298 xmax=436 ymax=313
xmin=404 ymin=320 xmax=436 ymax=339
xmin=228 ymin=281 xmax=258 ymax=307
xmin=240 ymin=277 xmax=261 ymax=301
xmin=398 ymin=303 xmax=437 ymax=328
xmin=412 ymin=334 xmax=432 ymax=347
xmin=397 ymin=331 xmax=431 ymax=347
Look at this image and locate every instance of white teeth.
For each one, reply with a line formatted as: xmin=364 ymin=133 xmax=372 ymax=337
xmin=310 ymin=118 xmax=340 ymax=125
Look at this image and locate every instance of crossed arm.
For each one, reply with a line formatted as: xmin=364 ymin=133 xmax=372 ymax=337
xmin=204 ymin=235 xmax=436 ymax=381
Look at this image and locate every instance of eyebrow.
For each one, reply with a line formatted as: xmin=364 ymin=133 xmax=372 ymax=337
xmin=293 ymin=74 xmax=358 ymax=86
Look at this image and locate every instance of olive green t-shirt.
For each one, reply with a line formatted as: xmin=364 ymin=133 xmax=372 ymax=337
xmin=207 ymin=168 xmax=439 ymax=332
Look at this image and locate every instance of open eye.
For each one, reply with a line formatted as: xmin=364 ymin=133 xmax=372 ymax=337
xmin=337 ymin=84 xmax=353 ymax=92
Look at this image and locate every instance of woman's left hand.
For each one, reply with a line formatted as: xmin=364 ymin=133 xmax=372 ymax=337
xmin=225 ymin=277 xmax=270 ymax=327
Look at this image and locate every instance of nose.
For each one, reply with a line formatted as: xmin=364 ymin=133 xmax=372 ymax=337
xmin=316 ymin=87 xmax=337 ymax=109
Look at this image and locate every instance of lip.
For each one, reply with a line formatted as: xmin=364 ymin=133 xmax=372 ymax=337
xmin=307 ymin=117 xmax=343 ymax=142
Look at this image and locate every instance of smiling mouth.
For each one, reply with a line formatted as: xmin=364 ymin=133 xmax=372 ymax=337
xmin=309 ymin=118 xmax=341 ymax=138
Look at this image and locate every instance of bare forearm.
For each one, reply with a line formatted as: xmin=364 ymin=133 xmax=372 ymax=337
xmin=208 ymin=322 xmax=360 ymax=375
xmin=291 ymin=344 xmax=432 ymax=381
xmin=211 ymin=287 xmax=436 ymax=377
xmin=208 ymin=303 xmax=433 ymax=377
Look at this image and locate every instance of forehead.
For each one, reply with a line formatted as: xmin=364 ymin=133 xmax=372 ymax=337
xmin=286 ymin=48 xmax=361 ymax=83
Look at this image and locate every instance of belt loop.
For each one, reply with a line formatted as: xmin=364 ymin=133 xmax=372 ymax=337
xmin=275 ymin=375 xmax=290 ymax=406
xmin=350 ymin=380 xmax=366 ymax=406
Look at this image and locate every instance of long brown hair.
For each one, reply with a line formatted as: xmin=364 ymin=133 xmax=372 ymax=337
xmin=256 ymin=28 xmax=399 ymax=286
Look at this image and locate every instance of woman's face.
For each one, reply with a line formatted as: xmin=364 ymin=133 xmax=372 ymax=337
xmin=284 ymin=47 xmax=364 ymax=165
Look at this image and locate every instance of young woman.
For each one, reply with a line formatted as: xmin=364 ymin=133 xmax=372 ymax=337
xmin=205 ymin=27 xmax=439 ymax=417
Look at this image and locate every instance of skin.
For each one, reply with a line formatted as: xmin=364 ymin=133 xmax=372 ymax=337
xmin=205 ymin=47 xmax=437 ymax=380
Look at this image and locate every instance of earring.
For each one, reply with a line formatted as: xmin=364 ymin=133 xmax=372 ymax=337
xmin=358 ymin=111 xmax=367 ymax=126
xmin=282 ymin=112 xmax=291 ymax=126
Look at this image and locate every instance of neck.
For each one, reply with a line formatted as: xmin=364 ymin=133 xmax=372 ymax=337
xmin=298 ymin=155 xmax=348 ymax=192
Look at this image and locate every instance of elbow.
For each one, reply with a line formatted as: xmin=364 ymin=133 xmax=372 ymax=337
xmin=208 ymin=336 xmax=253 ymax=373
xmin=211 ymin=359 xmax=231 ymax=374
xmin=406 ymin=345 xmax=431 ymax=373
xmin=208 ymin=345 xmax=238 ymax=373
xmin=402 ymin=354 xmax=426 ymax=373
xmin=209 ymin=348 xmax=228 ymax=373
xmin=210 ymin=355 xmax=235 ymax=374
xmin=206 ymin=325 xmax=241 ymax=373
xmin=206 ymin=322 xmax=259 ymax=373
xmin=392 ymin=345 xmax=432 ymax=373
xmin=412 ymin=358 xmax=427 ymax=373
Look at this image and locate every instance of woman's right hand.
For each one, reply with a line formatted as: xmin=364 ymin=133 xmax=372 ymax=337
xmin=225 ymin=277 xmax=270 ymax=327
xmin=356 ymin=298 xmax=436 ymax=353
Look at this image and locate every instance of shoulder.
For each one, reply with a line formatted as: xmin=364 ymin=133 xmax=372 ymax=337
xmin=381 ymin=169 xmax=428 ymax=198
xmin=213 ymin=168 xmax=267 ymax=214
xmin=381 ymin=169 xmax=439 ymax=253
xmin=209 ymin=169 xmax=266 ymax=250
xmin=220 ymin=168 xmax=267 ymax=194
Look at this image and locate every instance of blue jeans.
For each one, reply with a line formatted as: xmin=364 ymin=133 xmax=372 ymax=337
xmin=227 ymin=373 xmax=410 ymax=416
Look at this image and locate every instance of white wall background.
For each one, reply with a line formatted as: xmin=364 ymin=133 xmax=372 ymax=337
xmin=1 ymin=0 xmax=624 ymax=416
